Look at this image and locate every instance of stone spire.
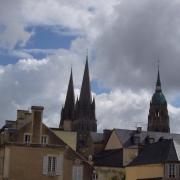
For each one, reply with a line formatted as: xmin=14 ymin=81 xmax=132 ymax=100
xmin=147 ymin=68 xmax=170 ymax=133
xmin=79 ymin=55 xmax=92 ymax=107
xmin=156 ymin=68 xmax=161 ymax=92
xmin=60 ymin=69 xmax=75 ymax=128
xmin=73 ymin=55 xmax=97 ymax=149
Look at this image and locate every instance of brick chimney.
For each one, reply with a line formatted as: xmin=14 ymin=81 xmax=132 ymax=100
xmin=31 ymin=106 xmax=44 ymax=144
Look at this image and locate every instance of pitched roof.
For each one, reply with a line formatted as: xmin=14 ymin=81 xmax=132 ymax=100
xmin=90 ymin=132 xmax=104 ymax=143
xmin=94 ymin=149 xmax=123 ymax=168
xmin=129 ymin=139 xmax=179 ymax=166
xmin=113 ymin=129 xmax=180 ymax=148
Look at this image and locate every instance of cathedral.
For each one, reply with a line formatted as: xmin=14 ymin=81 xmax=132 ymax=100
xmin=59 ymin=55 xmax=97 ymax=148
xmin=60 ymin=57 xmax=170 ymax=137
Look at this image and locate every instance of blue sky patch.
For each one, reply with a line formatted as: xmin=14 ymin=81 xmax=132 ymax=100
xmin=91 ymin=80 xmax=111 ymax=94
xmin=0 ymin=25 xmax=78 ymax=65
xmin=25 ymin=26 xmax=78 ymax=50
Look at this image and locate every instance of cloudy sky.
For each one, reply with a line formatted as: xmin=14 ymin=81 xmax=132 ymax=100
xmin=0 ymin=0 xmax=180 ymax=133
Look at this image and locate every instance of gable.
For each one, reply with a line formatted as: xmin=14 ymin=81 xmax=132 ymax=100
xmin=105 ymin=131 xmax=122 ymax=150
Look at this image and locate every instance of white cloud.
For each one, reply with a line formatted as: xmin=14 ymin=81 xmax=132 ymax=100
xmin=0 ymin=48 xmax=85 ymax=128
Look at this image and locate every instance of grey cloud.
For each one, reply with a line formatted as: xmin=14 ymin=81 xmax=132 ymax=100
xmin=93 ymin=0 xmax=180 ymax=92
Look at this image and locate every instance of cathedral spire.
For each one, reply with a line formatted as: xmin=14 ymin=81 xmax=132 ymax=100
xmin=156 ymin=68 xmax=161 ymax=92
xmin=60 ymin=69 xmax=75 ymax=128
xmin=79 ymin=55 xmax=92 ymax=106
xmin=64 ymin=68 xmax=75 ymax=109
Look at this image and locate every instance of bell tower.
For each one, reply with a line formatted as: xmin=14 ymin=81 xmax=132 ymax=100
xmin=147 ymin=68 xmax=170 ymax=132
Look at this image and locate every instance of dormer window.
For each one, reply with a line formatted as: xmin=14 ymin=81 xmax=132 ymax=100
xmin=41 ymin=135 xmax=48 ymax=145
xmin=132 ymin=135 xmax=140 ymax=145
xmin=24 ymin=133 xmax=31 ymax=144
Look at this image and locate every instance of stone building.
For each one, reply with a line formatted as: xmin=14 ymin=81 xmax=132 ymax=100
xmin=0 ymin=106 xmax=92 ymax=180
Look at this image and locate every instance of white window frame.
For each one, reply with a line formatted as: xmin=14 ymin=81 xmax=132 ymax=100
xmin=43 ymin=154 xmax=63 ymax=176
xmin=72 ymin=165 xmax=83 ymax=180
xmin=166 ymin=163 xmax=178 ymax=178
xmin=24 ymin=133 xmax=31 ymax=144
xmin=41 ymin=135 xmax=48 ymax=145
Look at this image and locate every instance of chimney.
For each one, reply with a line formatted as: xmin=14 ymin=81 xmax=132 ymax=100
xmin=31 ymin=106 xmax=44 ymax=144
xmin=136 ymin=127 xmax=142 ymax=133
xmin=16 ymin=110 xmax=32 ymax=129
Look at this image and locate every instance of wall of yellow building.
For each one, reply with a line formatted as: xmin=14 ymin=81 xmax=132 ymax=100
xmin=123 ymin=148 xmax=138 ymax=166
xmin=3 ymin=145 xmax=64 ymax=180
xmin=126 ymin=164 xmax=164 ymax=180
xmin=52 ymin=130 xmax=77 ymax=150
xmin=95 ymin=166 xmax=125 ymax=180
xmin=105 ymin=130 xmax=122 ymax=150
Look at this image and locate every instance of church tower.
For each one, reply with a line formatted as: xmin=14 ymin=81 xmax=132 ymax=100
xmin=59 ymin=56 xmax=97 ymax=148
xmin=147 ymin=68 xmax=170 ymax=133
xmin=60 ymin=69 xmax=75 ymax=130
xmin=73 ymin=56 xmax=97 ymax=148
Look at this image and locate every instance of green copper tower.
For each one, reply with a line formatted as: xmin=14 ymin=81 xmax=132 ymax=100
xmin=147 ymin=68 xmax=170 ymax=132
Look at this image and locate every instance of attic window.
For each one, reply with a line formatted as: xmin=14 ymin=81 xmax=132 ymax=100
xmin=24 ymin=133 xmax=31 ymax=144
xmin=41 ymin=135 xmax=48 ymax=145
xmin=146 ymin=136 xmax=155 ymax=144
xmin=132 ymin=136 xmax=140 ymax=145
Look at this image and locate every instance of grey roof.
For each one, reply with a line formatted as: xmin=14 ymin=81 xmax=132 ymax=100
xmin=129 ymin=139 xmax=179 ymax=166
xmin=94 ymin=149 xmax=123 ymax=167
xmin=90 ymin=132 xmax=104 ymax=143
xmin=114 ymin=129 xmax=180 ymax=148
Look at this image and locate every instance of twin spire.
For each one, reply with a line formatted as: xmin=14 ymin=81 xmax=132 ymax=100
xmin=60 ymin=55 xmax=95 ymax=129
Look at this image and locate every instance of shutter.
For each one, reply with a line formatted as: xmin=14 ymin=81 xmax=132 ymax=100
xmin=165 ymin=164 xmax=169 ymax=178
xmin=176 ymin=164 xmax=180 ymax=177
xmin=43 ymin=156 xmax=48 ymax=175
xmin=56 ymin=155 xmax=63 ymax=176
xmin=79 ymin=166 xmax=83 ymax=180
xmin=72 ymin=166 xmax=77 ymax=180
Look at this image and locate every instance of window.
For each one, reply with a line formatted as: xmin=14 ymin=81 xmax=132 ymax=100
xmin=169 ymin=164 xmax=175 ymax=177
xmin=48 ymin=156 xmax=56 ymax=174
xmin=166 ymin=163 xmax=179 ymax=178
xmin=72 ymin=165 xmax=83 ymax=180
xmin=92 ymin=170 xmax=98 ymax=180
xmin=43 ymin=155 xmax=63 ymax=176
xmin=24 ymin=133 xmax=31 ymax=144
xmin=41 ymin=135 xmax=48 ymax=145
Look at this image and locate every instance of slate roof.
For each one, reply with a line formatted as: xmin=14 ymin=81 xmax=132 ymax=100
xmin=114 ymin=129 xmax=180 ymax=148
xmin=93 ymin=148 xmax=123 ymax=168
xmin=129 ymin=139 xmax=179 ymax=166
xmin=90 ymin=132 xmax=104 ymax=143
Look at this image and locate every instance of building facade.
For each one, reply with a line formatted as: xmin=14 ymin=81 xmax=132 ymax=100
xmin=0 ymin=106 xmax=92 ymax=180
